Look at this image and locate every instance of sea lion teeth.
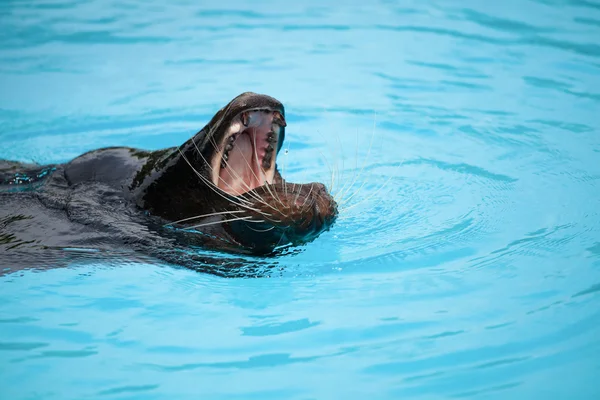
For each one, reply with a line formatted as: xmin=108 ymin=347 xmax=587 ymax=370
xmin=223 ymin=153 xmax=228 ymax=161
xmin=229 ymin=135 xmax=236 ymax=143
xmin=266 ymin=144 xmax=274 ymax=152
xmin=225 ymin=144 xmax=233 ymax=152
xmin=262 ymin=159 xmax=271 ymax=169
xmin=221 ymin=160 xmax=226 ymax=169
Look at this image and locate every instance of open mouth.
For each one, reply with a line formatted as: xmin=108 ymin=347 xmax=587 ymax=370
xmin=211 ymin=109 xmax=285 ymax=196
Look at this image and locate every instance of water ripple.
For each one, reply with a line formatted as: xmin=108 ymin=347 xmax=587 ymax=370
xmin=1 ymin=0 xmax=599 ymax=398
xmin=241 ymin=318 xmax=320 ymax=337
xmin=98 ymin=384 xmax=159 ymax=396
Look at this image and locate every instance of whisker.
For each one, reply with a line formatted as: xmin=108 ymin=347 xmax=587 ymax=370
xmin=314 ymin=106 xmax=339 ymax=195
xmin=184 ymin=137 xmax=250 ymax=204
xmin=293 ymin=178 xmax=303 ymax=205
xmin=299 ymin=183 xmax=315 ymax=211
xmin=334 ymin=126 xmax=360 ymax=201
xmin=333 ymin=125 xmax=346 ymax=197
xmin=340 ymin=167 xmax=398 ymax=213
xmin=337 ymin=111 xmax=378 ymax=203
xmin=281 ymin=139 xmax=291 ymax=201
xmin=176 ymin=147 xmax=267 ymax=216
xmin=275 ymin=228 xmax=288 ymax=248
xmin=185 ymin=216 xmax=262 ymax=230
xmin=317 ymin=149 xmax=335 ymax=194
xmin=245 ymin=225 xmax=276 ymax=233
xmin=164 ymin=210 xmax=245 ymax=226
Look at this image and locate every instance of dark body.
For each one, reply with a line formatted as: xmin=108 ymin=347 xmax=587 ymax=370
xmin=0 ymin=93 xmax=337 ymax=276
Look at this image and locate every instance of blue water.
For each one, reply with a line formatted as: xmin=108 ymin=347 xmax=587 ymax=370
xmin=1 ymin=0 xmax=600 ymax=398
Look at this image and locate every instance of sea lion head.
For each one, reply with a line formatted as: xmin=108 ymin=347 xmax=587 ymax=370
xmin=140 ymin=92 xmax=338 ymax=255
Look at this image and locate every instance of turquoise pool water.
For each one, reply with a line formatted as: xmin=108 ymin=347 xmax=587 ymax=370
xmin=1 ymin=0 xmax=600 ymax=398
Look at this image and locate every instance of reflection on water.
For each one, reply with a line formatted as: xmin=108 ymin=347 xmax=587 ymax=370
xmin=1 ymin=0 xmax=600 ymax=398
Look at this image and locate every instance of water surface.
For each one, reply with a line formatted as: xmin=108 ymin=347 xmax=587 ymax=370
xmin=1 ymin=0 xmax=600 ymax=398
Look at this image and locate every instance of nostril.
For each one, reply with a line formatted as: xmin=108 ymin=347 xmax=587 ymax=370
xmin=312 ymin=182 xmax=327 ymax=195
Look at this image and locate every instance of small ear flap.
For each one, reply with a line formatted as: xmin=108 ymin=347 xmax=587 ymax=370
xmin=273 ymin=111 xmax=286 ymax=127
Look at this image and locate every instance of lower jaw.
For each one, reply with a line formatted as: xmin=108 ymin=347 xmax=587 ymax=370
xmin=225 ymin=219 xmax=330 ymax=256
xmin=224 ymin=220 xmax=289 ymax=255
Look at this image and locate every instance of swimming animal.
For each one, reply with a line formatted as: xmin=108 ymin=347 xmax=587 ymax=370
xmin=0 ymin=92 xmax=338 ymax=274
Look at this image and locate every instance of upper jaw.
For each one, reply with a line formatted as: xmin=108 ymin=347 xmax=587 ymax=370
xmin=210 ymin=108 xmax=286 ymax=196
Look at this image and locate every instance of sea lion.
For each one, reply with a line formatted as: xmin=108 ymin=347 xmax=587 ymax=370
xmin=0 ymin=92 xmax=338 ymax=274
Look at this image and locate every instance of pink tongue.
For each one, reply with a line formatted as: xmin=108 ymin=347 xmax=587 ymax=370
xmin=219 ymin=133 xmax=261 ymax=195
